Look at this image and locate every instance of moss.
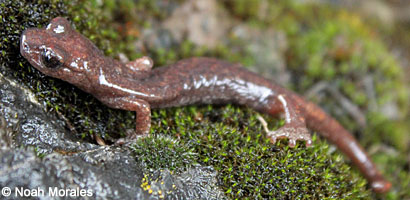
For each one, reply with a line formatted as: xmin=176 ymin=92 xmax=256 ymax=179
xmin=0 ymin=0 xmax=68 ymax=68
xmin=221 ymin=0 xmax=263 ymax=20
xmin=223 ymin=0 xmax=409 ymax=150
xmin=3 ymin=0 xmax=409 ymax=199
xmin=287 ymin=11 xmax=408 ymax=150
xmin=1 ymin=0 xmax=195 ymax=143
xmin=222 ymin=0 xmax=410 ymax=199
xmin=131 ymin=135 xmax=197 ymax=171
xmin=0 ymin=0 xmax=151 ymax=142
xmin=131 ymin=105 xmax=370 ymax=199
xmin=0 ymin=0 xmax=68 ymax=115
xmin=150 ymin=39 xmax=255 ymax=67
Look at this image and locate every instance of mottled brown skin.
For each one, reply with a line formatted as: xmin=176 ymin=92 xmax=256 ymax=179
xmin=20 ymin=17 xmax=391 ymax=193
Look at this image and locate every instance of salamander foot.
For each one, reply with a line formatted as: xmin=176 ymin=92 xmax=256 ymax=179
xmin=115 ymin=129 xmax=149 ymax=145
xmin=257 ymin=115 xmax=312 ymax=147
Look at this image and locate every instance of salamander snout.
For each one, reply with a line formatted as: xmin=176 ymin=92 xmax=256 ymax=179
xmin=20 ymin=28 xmax=41 ymax=61
xmin=20 ymin=28 xmax=67 ymax=71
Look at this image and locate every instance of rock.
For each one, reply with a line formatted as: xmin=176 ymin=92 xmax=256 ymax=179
xmin=0 ymin=69 xmax=225 ymax=199
xmin=0 ymin=72 xmax=94 ymax=154
xmin=163 ymin=0 xmax=231 ymax=48
xmin=231 ymin=25 xmax=289 ymax=84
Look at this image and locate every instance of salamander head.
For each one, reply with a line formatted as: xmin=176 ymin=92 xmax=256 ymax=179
xmin=20 ymin=17 xmax=103 ymax=85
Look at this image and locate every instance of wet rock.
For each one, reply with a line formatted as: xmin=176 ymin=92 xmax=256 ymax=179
xmin=0 ymin=117 xmax=13 ymax=150
xmin=0 ymin=145 xmax=225 ymax=199
xmin=0 ymin=147 xmax=148 ymax=199
xmin=0 ymin=70 xmax=225 ymax=199
xmin=142 ymin=167 xmax=225 ymax=200
xmin=0 ymin=72 xmax=94 ymax=154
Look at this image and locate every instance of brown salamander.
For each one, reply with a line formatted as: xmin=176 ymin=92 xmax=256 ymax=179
xmin=20 ymin=17 xmax=391 ymax=193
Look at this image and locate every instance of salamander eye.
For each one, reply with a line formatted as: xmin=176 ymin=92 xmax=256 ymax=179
xmin=41 ymin=49 xmax=63 ymax=69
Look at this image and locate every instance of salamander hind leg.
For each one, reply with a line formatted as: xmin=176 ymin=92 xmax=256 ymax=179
xmin=259 ymin=94 xmax=312 ymax=147
xmin=257 ymin=115 xmax=312 ymax=147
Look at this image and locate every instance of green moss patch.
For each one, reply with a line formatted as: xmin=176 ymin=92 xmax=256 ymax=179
xmin=130 ymin=105 xmax=370 ymax=199
xmin=3 ymin=0 xmax=409 ymax=198
xmin=132 ymin=135 xmax=197 ymax=171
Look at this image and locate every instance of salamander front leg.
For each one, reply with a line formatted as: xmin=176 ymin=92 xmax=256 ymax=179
xmin=99 ymin=96 xmax=151 ymax=144
xmin=123 ymin=99 xmax=151 ymax=144
xmin=259 ymin=94 xmax=312 ymax=147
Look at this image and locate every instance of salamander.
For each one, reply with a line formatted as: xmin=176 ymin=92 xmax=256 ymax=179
xmin=20 ymin=17 xmax=391 ymax=193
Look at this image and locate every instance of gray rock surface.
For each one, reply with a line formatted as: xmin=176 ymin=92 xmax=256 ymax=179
xmin=0 ymin=70 xmax=225 ymax=200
